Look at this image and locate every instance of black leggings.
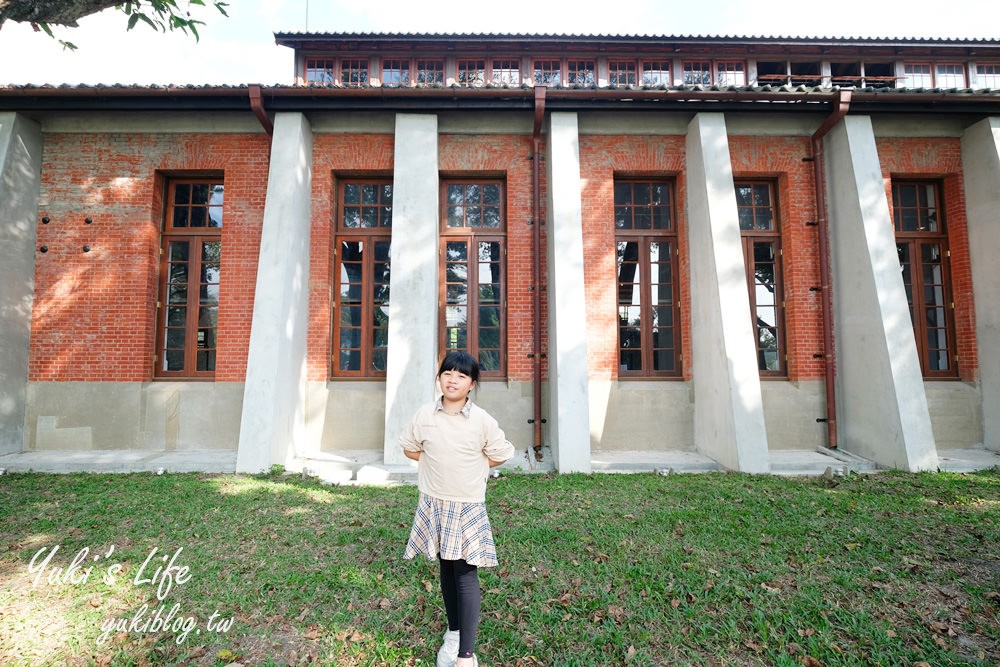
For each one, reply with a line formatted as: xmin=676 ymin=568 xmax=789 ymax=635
xmin=439 ymin=558 xmax=480 ymax=658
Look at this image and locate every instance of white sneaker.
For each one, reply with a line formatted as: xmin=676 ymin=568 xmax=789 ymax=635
xmin=436 ymin=630 xmax=460 ymax=667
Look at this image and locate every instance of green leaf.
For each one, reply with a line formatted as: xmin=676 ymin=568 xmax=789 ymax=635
xmin=127 ymin=13 xmax=139 ymax=30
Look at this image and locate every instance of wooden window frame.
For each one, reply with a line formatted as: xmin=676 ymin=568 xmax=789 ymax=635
xmin=155 ymin=178 xmax=223 ymax=379
xmin=682 ymin=60 xmax=712 ymax=85
xmin=903 ymin=62 xmax=933 ymax=87
xmin=415 ymin=59 xmax=445 ymax=85
xmin=533 ymin=59 xmax=563 ymax=86
xmin=609 ymin=60 xmax=638 ymax=86
xmin=614 ymin=180 xmax=681 ymax=378
xmin=456 ymin=58 xmax=486 ymax=87
xmin=641 ymin=60 xmax=672 ymax=86
xmin=934 ymin=62 xmax=967 ymax=88
xmin=332 ymin=180 xmax=393 ymax=378
xmin=439 ymin=180 xmax=507 ymax=379
xmin=567 ymin=60 xmax=596 ymax=86
xmin=735 ymin=180 xmax=786 ymax=377
xmin=491 ymin=59 xmax=521 ymax=85
xmin=381 ymin=58 xmax=410 ymax=87
xmin=891 ymin=180 xmax=958 ymax=378
xmin=340 ymin=58 xmax=370 ymax=87
xmin=976 ymin=63 xmax=1000 ymax=88
xmin=304 ymin=57 xmax=335 ymax=84
xmin=716 ymin=60 xmax=746 ymax=86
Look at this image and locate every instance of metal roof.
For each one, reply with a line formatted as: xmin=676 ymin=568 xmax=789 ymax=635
xmin=2 ymin=81 xmax=999 ymax=117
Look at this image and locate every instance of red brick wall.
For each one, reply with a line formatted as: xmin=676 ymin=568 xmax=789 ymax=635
xmin=439 ymin=134 xmax=538 ymax=383
xmin=729 ymin=135 xmax=826 ymax=381
xmin=579 ymin=135 xmax=690 ymax=380
xmin=307 ymin=133 xmax=395 ymax=382
xmin=578 ymin=134 xmax=828 ymax=383
xmin=875 ymin=137 xmax=978 ymax=381
xmin=30 ymin=132 xmax=270 ymax=382
xmin=29 ymin=128 xmax=978 ymax=390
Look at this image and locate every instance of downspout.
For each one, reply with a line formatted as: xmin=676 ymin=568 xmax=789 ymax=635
xmin=809 ymin=89 xmax=851 ymax=449
xmin=249 ymin=84 xmax=274 ymax=136
xmin=530 ymin=86 xmax=546 ymax=461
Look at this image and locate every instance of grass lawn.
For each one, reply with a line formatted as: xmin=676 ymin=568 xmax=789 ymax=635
xmin=0 ymin=468 xmax=997 ymax=666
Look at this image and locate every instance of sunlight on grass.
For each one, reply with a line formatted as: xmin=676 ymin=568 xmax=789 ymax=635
xmin=206 ymin=475 xmax=349 ymax=504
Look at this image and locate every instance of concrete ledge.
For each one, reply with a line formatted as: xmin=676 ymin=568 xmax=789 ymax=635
xmin=0 ymin=449 xmax=236 ymax=474
xmin=1 ymin=448 xmax=995 ymax=479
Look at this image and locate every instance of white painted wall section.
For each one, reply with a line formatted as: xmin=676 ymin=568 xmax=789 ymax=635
xmin=546 ymin=112 xmax=592 ymax=473
xmin=236 ymin=112 xmax=313 ymax=473
xmin=383 ymin=114 xmax=440 ymax=465
xmin=825 ymin=115 xmax=937 ymax=471
xmin=0 ymin=112 xmax=42 ymax=455
xmin=961 ymin=117 xmax=1000 ymax=452
xmin=685 ymin=113 xmax=770 ymax=473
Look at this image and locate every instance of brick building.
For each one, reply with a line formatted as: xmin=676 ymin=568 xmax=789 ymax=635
xmin=1 ymin=33 xmax=999 ymax=476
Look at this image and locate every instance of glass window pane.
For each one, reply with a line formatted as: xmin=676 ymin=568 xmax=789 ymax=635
xmin=166 ymin=328 xmax=186 ymax=349
xmin=173 ymin=184 xmax=191 ymax=205
xmin=198 ymin=307 xmax=217 ymax=327
xmin=164 ymin=349 xmax=185 ymax=371
xmin=479 ymin=350 xmax=500 ymax=371
xmin=340 ymin=306 xmax=363 ymax=326
xmin=340 ymin=350 xmax=361 ymax=371
xmin=340 ymin=328 xmax=361 ymax=348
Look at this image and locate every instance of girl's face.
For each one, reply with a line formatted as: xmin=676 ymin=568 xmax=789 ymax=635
xmin=439 ymin=368 xmax=475 ymax=402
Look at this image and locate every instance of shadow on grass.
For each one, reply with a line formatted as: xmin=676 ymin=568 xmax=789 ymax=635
xmin=0 ymin=469 xmax=997 ymax=666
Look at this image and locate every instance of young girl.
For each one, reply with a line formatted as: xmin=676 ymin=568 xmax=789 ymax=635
xmin=401 ymin=351 xmax=515 ymax=667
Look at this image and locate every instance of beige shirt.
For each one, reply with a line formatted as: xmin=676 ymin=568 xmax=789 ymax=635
xmin=399 ymin=399 xmax=515 ymax=503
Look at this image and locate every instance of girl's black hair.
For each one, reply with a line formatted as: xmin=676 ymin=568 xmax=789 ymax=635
xmin=437 ymin=350 xmax=480 ymax=383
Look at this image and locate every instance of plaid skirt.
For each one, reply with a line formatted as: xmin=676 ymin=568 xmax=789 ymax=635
xmin=403 ymin=492 xmax=499 ymax=567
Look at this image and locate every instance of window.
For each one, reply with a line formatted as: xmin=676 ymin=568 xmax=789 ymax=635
xmin=457 ymin=59 xmax=486 ymax=87
xmin=756 ymin=60 xmax=789 ymax=85
xmin=716 ymin=61 xmax=746 ymax=86
xmin=533 ymin=59 xmax=562 ymax=86
xmin=892 ymin=181 xmax=956 ymax=377
xmin=381 ymin=59 xmax=409 ymax=87
xmin=735 ymin=181 xmax=785 ymax=375
xmin=415 ymin=59 xmax=444 ymax=85
xmin=491 ymin=59 xmax=521 ymax=85
xmin=441 ymin=181 xmax=506 ymax=376
xmin=903 ymin=63 xmax=932 ymax=88
xmin=614 ymin=180 xmax=680 ymax=377
xmin=683 ymin=60 xmax=712 ymax=85
xmin=609 ymin=60 xmax=638 ymax=86
xmin=156 ymin=179 xmax=223 ymax=378
xmin=935 ymin=63 xmax=966 ymax=88
xmin=567 ymin=60 xmax=596 ymax=86
xmin=642 ymin=60 xmax=671 ymax=86
xmin=334 ymin=181 xmax=393 ymax=377
xmin=789 ymin=61 xmax=822 ymax=86
xmin=341 ymin=59 xmax=369 ymax=86
xmin=976 ymin=63 xmax=1000 ymax=88
xmin=305 ymin=58 xmax=335 ymax=84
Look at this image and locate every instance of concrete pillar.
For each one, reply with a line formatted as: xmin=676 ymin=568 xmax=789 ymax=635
xmin=961 ymin=117 xmax=1000 ymax=452
xmin=383 ymin=114 xmax=440 ymax=465
xmin=0 ymin=113 xmax=42 ymax=455
xmin=546 ymin=112 xmax=592 ymax=473
xmin=236 ymin=113 xmax=313 ymax=473
xmin=685 ymin=113 xmax=770 ymax=473
xmin=825 ymin=115 xmax=937 ymax=471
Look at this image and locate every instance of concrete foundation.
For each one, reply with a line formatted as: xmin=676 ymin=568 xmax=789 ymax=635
xmin=25 ymin=382 xmax=242 ymax=451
